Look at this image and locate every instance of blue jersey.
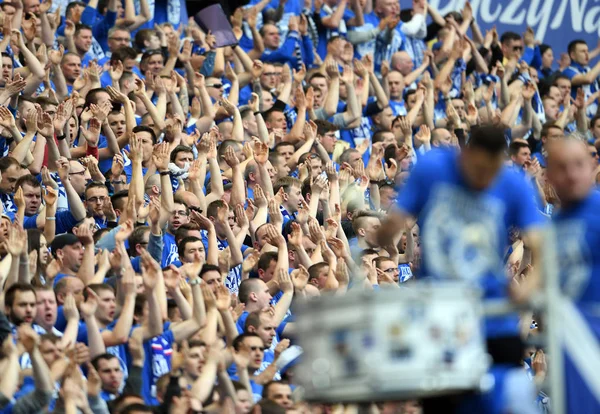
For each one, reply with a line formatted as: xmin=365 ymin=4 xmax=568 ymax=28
xmin=141 ymin=324 xmax=174 ymax=405
xmin=102 ymin=321 xmax=129 ymax=381
xmin=161 ymin=232 xmax=179 ymax=267
xmin=552 ymin=191 xmax=600 ymax=306
xmin=396 ymin=149 xmax=543 ymax=337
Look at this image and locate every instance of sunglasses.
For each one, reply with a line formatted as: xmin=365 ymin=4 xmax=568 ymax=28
xmin=207 ymin=83 xmax=223 ymax=89
xmin=513 ymin=45 xmax=523 ymax=51
xmin=591 ymin=152 xmax=598 ymax=157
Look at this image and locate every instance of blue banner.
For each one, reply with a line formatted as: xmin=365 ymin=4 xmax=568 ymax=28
xmin=429 ymin=0 xmax=600 ymax=59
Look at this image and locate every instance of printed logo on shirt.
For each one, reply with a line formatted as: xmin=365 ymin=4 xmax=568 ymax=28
xmin=422 ymin=184 xmax=504 ymax=281
xmin=554 ymin=220 xmax=590 ymax=300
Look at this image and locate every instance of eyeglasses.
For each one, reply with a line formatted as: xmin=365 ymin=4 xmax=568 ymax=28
xmin=591 ymin=152 xmax=598 ymax=157
xmin=87 ymin=196 xmax=107 ymax=203
xmin=173 ymin=210 xmax=189 ymax=217
xmin=206 ymin=83 xmax=223 ymax=89
xmin=263 ymin=72 xmax=279 ymax=77
xmin=69 ymin=170 xmax=86 ymax=176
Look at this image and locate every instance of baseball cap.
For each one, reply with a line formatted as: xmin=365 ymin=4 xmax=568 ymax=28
xmin=50 ymin=233 xmax=81 ymax=252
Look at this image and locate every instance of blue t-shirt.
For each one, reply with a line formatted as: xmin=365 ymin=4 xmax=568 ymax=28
xmin=161 ymin=232 xmax=179 ymax=267
xmin=552 ymin=190 xmax=600 ymax=306
xmin=141 ymin=322 xmax=174 ymax=405
xmin=396 ymin=149 xmax=543 ymax=337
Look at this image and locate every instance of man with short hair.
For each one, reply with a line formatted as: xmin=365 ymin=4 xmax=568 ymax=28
xmin=84 ymin=182 xmax=111 ymax=229
xmin=93 ymin=354 xmax=125 ymax=400
xmin=509 ymin=140 xmax=532 ymax=168
xmin=350 ymin=210 xmax=382 ymax=258
xmin=263 ymin=381 xmax=294 ymax=409
xmin=533 ymin=123 xmax=564 ymax=168
xmin=273 ymin=177 xmax=303 ymax=225
xmin=378 ymin=124 xmax=544 ymax=413
xmin=563 ymin=39 xmax=600 ymax=117
xmin=199 ymin=264 xmax=222 ymax=293
xmin=0 ymin=156 xmax=21 ymax=214
xmin=546 ymin=137 xmax=600 ymax=413
xmin=71 ymin=24 xmax=96 ymax=66
xmin=4 ymin=283 xmax=37 ymax=327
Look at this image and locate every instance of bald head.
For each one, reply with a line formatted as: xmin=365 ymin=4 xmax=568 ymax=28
xmin=546 ymin=138 xmax=595 ymax=205
xmin=178 ymin=191 xmax=201 ymax=210
xmin=391 ymin=51 xmax=414 ymax=75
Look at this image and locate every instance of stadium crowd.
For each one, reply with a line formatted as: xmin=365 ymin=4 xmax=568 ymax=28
xmin=0 ymin=0 xmax=598 ymax=412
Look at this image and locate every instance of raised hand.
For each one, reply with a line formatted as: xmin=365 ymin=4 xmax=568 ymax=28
xmin=37 ymin=111 xmax=54 ymax=138
xmin=277 ymin=268 xmax=293 ymax=293
xmin=291 ymin=265 xmax=309 ymax=291
xmin=152 ymin=142 xmax=170 ymax=172
xmin=81 ymin=117 xmax=101 ymax=147
xmin=224 ymin=146 xmax=240 ymax=168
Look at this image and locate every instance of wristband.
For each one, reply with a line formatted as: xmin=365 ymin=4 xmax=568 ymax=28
xmin=46 ymin=216 xmax=56 ymax=220
xmin=159 ymin=171 xmax=170 ymax=176
xmin=111 ymin=180 xmax=124 ymax=184
xmin=189 ymin=278 xmax=202 ymax=286
xmin=253 ymin=111 xmax=260 ymax=115
xmin=57 ymin=134 xmax=66 ymax=141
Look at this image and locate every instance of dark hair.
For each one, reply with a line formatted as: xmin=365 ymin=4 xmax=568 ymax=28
xmin=110 ymin=46 xmax=138 ymax=66
xmin=552 ymin=73 xmax=571 ymax=86
xmin=232 ymin=332 xmax=261 ymax=351
xmin=110 ymin=190 xmax=129 ymax=212
xmin=15 ymin=174 xmax=41 ymax=192
xmin=500 ymin=31 xmax=521 ymax=44
xmin=74 ymin=23 xmax=93 ymax=37
xmin=170 ymin=145 xmax=193 ymax=163
xmin=0 ymin=156 xmax=19 ymax=173
xmin=274 ymin=142 xmax=295 ymax=153
xmin=199 ymin=264 xmax=221 ymax=280
xmin=84 ymin=181 xmax=108 ymax=199
xmin=66 ymin=1 xmax=86 ymax=18
xmin=467 ymin=124 xmax=507 ymax=154
xmin=313 ymin=119 xmax=338 ymax=136
xmin=5 ymin=283 xmax=35 ymax=308
xmin=258 ymin=251 xmax=278 ymax=272
xmin=509 ymin=140 xmax=530 ymax=156
xmin=129 ymin=226 xmax=150 ymax=256
xmin=177 ymin=236 xmax=202 ymax=257
xmin=262 ymin=381 xmax=290 ymax=398
xmin=174 ymin=223 xmax=199 ymax=244
xmin=84 ymin=88 xmax=109 ymax=109
xmin=27 ymin=229 xmax=46 ymax=287
xmin=539 ymin=44 xmax=552 ymax=57
xmin=568 ymin=39 xmax=588 ymax=56
xmin=372 ymin=130 xmax=392 ymax=144
xmin=134 ymin=295 xmax=147 ymax=318
xmin=120 ymin=404 xmax=154 ymax=414
xmin=91 ymin=353 xmax=119 ymax=371
xmin=591 ymin=115 xmax=600 ymax=130
xmin=133 ymin=125 xmax=158 ymax=144
xmin=541 ymin=122 xmax=562 ymax=138
xmin=206 ymin=199 xmax=227 ymax=220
